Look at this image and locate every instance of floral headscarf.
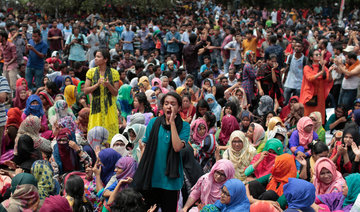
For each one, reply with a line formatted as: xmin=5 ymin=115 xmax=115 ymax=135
xmin=31 ymin=160 xmax=57 ymax=199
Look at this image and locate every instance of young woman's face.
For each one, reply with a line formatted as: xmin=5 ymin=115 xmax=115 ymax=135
xmin=198 ymin=124 xmax=206 ymax=137
xmin=95 ymin=51 xmax=108 ymax=66
xmin=163 ymin=95 xmax=180 ymax=120
xmin=19 ymin=90 xmax=27 ymax=100
xmin=204 ymin=81 xmax=210 ymax=87
xmin=235 ymin=90 xmax=243 ymax=100
xmin=207 ymin=98 xmax=214 ymax=105
xmin=31 ymin=100 xmax=39 ymax=106
xmin=133 ymin=97 xmax=140 ymax=109
xmin=115 ymin=167 xmax=124 ymax=176
xmin=65 ymin=78 xmax=72 ymax=86
xmin=80 ymin=84 xmax=85 ymax=92
xmin=113 ymin=140 xmax=125 ymax=147
xmin=246 ymin=126 xmax=254 ymax=141
xmin=213 ymin=170 xmax=227 ymax=183
xmin=241 ymin=117 xmax=250 ymax=128
xmin=198 ymin=107 xmax=208 ymax=116
xmin=129 ymin=129 xmax=136 ymax=142
xmin=266 ymin=113 xmax=274 ymax=127
xmin=182 ymin=97 xmax=190 ymax=109
xmin=304 ymin=124 xmax=314 ymax=133
xmin=220 ymin=186 xmax=231 ymax=205
xmin=275 ymin=134 xmax=285 ymax=143
xmin=232 ymin=137 xmax=243 ymax=152
xmin=311 ymin=50 xmax=321 ymax=62
xmin=21 ymin=81 xmax=26 ymax=87
xmin=39 ymin=95 xmax=47 ymax=106
xmin=43 ymin=77 xmax=49 ymax=85
xmin=335 ymin=107 xmax=344 ymax=118
xmin=313 ymin=151 xmax=329 ymax=161
xmin=225 ymin=106 xmax=232 ymax=115
xmin=310 ymin=116 xmax=317 ymax=127
xmin=342 ymin=182 xmax=348 ymax=197
xmin=344 ymin=133 xmax=354 ymax=146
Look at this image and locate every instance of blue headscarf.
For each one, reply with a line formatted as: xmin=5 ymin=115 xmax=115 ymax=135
xmin=283 ymin=178 xmax=316 ymax=210
xmin=353 ymin=109 xmax=360 ymax=126
xmin=98 ymin=148 xmax=122 ymax=185
xmin=60 ymin=75 xmax=73 ymax=92
xmin=24 ymin=95 xmax=44 ymax=118
xmin=54 ymin=75 xmax=64 ymax=89
xmin=214 ymin=179 xmax=250 ymax=211
xmin=204 ymin=94 xmax=221 ymax=121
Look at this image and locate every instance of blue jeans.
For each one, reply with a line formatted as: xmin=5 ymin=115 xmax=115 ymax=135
xmin=338 ymin=88 xmax=357 ymax=110
xmin=26 ymin=67 xmax=44 ymax=93
xmin=283 ymin=87 xmax=301 ymax=105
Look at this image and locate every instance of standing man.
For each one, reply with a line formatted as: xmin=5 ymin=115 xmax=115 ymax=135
xmin=0 ymin=30 xmax=17 ymax=93
xmin=47 ymin=20 xmax=63 ymax=55
xmin=120 ymin=23 xmax=135 ymax=54
xmin=133 ymin=92 xmax=190 ymax=212
xmin=65 ymin=26 xmax=89 ymax=67
xmin=87 ymin=26 xmax=99 ymax=62
xmin=25 ymin=29 xmax=48 ymax=93
xmin=166 ymin=25 xmax=181 ymax=59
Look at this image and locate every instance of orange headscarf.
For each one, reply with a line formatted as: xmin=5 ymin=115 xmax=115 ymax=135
xmin=266 ymin=153 xmax=297 ymax=196
xmin=345 ymin=60 xmax=360 ymax=79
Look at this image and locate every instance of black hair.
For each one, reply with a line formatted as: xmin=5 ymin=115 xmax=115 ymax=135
xmin=177 ymin=68 xmax=186 ymax=77
xmin=223 ymin=101 xmax=238 ymax=118
xmin=135 ymin=61 xmax=145 ymax=70
xmin=46 ymin=81 xmax=59 ymax=95
xmin=196 ymin=99 xmax=210 ymax=118
xmin=110 ymin=188 xmax=146 ymax=212
xmin=348 ymin=52 xmax=358 ymax=60
xmin=204 ymin=111 xmax=216 ymax=129
xmin=0 ymin=30 xmax=8 ymax=39
xmin=134 ymin=92 xmax=154 ymax=114
xmin=97 ymin=49 xmax=111 ymax=66
xmin=160 ymin=92 xmax=182 ymax=107
xmin=335 ymin=105 xmax=347 ymax=118
xmin=182 ymin=94 xmax=191 ymax=102
xmin=220 ymin=76 xmax=227 ymax=82
xmin=186 ymin=74 xmax=195 ymax=81
xmin=308 ymin=141 xmax=328 ymax=155
xmin=65 ymin=175 xmax=91 ymax=212
xmin=269 ymin=35 xmax=277 ymax=44
xmin=32 ymin=28 xmax=41 ymax=36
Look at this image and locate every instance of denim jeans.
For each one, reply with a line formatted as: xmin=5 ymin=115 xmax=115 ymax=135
xmin=338 ymin=88 xmax=357 ymax=110
xmin=25 ymin=67 xmax=44 ymax=93
xmin=283 ymin=87 xmax=301 ymax=105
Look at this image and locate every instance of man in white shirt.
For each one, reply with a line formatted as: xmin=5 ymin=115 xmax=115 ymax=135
xmin=271 ymin=9 xmax=278 ymax=24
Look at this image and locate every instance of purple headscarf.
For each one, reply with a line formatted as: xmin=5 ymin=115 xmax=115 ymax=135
xmin=115 ymin=156 xmax=137 ymax=180
xmin=98 ymin=148 xmax=121 ymax=185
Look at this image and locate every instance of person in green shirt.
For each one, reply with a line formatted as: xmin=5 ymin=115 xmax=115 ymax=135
xmin=309 ymin=111 xmax=326 ymax=143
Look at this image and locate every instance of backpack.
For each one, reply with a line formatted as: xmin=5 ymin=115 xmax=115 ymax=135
xmin=287 ymin=54 xmax=307 ymax=69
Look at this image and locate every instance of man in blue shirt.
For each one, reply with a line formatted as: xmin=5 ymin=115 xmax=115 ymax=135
xmin=25 ymin=28 xmax=48 ymax=93
xmin=120 ymin=23 xmax=135 ymax=54
xmin=133 ymin=92 xmax=190 ymax=212
xmin=166 ymin=25 xmax=181 ymax=59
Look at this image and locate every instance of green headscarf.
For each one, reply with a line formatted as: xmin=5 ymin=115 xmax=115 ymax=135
xmin=116 ymin=84 xmax=134 ymax=118
xmin=77 ymin=81 xmax=85 ymax=93
xmin=263 ymin=138 xmax=283 ymax=155
xmin=10 ymin=173 xmax=38 ymax=194
xmin=344 ymin=173 xmax=360 ymax=206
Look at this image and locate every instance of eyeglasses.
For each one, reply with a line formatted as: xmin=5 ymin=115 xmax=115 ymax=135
xmin=221 ymin=188 xmax=230 ymax=197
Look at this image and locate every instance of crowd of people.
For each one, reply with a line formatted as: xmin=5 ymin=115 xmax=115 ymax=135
xmin=2 ymin=0 xmax=360 ymax=211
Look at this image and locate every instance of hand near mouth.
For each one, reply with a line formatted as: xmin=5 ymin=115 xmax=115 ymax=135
xmin=169 ymin=105 xmax=176 ymax=124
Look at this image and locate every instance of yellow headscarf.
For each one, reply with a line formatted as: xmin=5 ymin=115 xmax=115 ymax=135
xmin=138 ymin=76 xmax=151 ymax=91
xmin=176 ymin=86 xmax=186 ymax=95
xmin=64 ymin=85 xmax=77 ymax=107
xmin=267 ymin=117 xmax=284 ymax=132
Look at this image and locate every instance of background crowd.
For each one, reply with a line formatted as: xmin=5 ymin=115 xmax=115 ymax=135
xmin=2 ymin=0 xmax=360 ymax=211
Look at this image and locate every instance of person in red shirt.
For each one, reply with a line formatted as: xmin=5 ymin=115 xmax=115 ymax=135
xmin=47 ymin=20 xmax=63 ymax=52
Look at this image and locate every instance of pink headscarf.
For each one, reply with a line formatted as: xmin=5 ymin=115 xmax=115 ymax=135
xmin=151 ymin=78 xmax=169 ymax=94
xmin=219 ymin=115 xmax=240 ymax=145
xmin=250 ymin=123 xmax=265 ymax=147
xmin=190 ymin=118 xmax=208 ymax=145
xmin=189 ymin=159 xmax=235 ymax=205
xmin=297 ymin=117 xmax=314 ymax=147
xmin=313 ymin=157 xmax=346 ymax=195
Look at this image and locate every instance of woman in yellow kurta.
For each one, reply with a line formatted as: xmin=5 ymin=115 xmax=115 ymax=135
xmin=84 ymin=49 xmax=120 ymax=144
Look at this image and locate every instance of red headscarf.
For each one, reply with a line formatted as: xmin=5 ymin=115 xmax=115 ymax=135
xmin=12 ymin=86 xmax=27 ymax=110
xmin=219 ymin=115 xmax=240 ymax=145
xmin=5 ymin=107 xmax=22 ymax=129
xmin=16 ymin=78 xmax=28 ymax=90
xmin=297 ymin=116 xmax=314 ymax=147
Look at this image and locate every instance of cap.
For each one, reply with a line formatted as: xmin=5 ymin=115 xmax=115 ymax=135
xmin=343 ymin=45 xmax=355 ymax=52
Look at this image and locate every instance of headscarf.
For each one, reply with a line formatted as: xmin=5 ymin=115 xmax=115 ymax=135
xmin=198 ymin=134 xmax=217 ymax=163
xmin=309 ymin=111 xmax=323 ymax=132
xmin=204 ymin=94 xmax=222 ymax=121
xmin=250 ymin=201 xmax=279 ymax=212
xmin=60 ymin=75 xmax=74 ymax=92
xmin=1 ymin=173 xmax=39 ymax=211
xmin=287 ymin=102 xmax=304 ymax=127
xmin=77 ymin=81 xmax=85 ymax=93
xmin=190 ymin=118 xmax=208 ymax=145
xmin=16 ymin=78 xmax=28 ymax=90
xmin=266 ymin=153 xmax=297 ymax=196
xmin=117 ymin=84 xmax=133 ymax=118
xmin=54 ymin=75 xmax=63 ymax=89
xmin=111 ymin=134 xmax=130 ymax=156
xmin=244 ymin=50 xmax=254 ymax=64
xmin=283 ymin=178 xmax=316 ymax=210
xmin=38 ymin=91 xmax=55 ymax=107
xmin=257 ymin=95 xmax=273 ymax=116
xmin=128 ymin=113 xmax=145 ymax=126
xmin=344 ymin=173 xmax=360 ymax=206
xmin=190 ymin=159 xmax=235 ymax=204
xmin=128 ymin=124 xmax=146 ymax=144
xmin=219 ymin=115 xmax=240 ymax=146
xmin=54 ymin=100 xmax=76 ymax=120
xmin=78 ymin=108 xmax=90 ymax=128
xmin=353 ymin=109 xmax=360 ymax=126
xmin=39 ymin=195 xmax=72 ymax=212
xmin=15 ymin=115 xmax=51 ymax=155
xmin=98 ymin=148 xmax=121 ymax=185
xmin=24 ymin=95 xmax=44 ymax=118
xmin=267 ymin=117 xmax=284 ymax=132
xmin=13 ymin=85 xmax=28 ymax=110
xmin=297 ymin=116 xmax=314 ymax=147
xmin=64 ymin=85 xmax=77 ymax=107
xmin=6 ymin=107 xmax=22 ymax=129
xmin=225 ymin=130 xmax=256 ymax=181
xmin=250 ymin=139 xmax=283 ymax=178
xmin=87 ymin=126 xmax=109 ymax=149
xmin=214 ymin=179 xmax=250 ymax=211
xmin=115 ymin=156 xmax=137 ymax=182
xmin=176 ymin=86 xmax=186 ymax=95
xmin=56 ymin=128 xmax=80 ymax=173
xmin=236 ymin=87 xmax=248 ymax=109
xmin=31 ymin=160 xmax=57 ymax=199
xmin=313 ymin=157 xmax=345 ymax=195
xmin=145 ymin=89 xmax=156 ymax=103
xmin=152 ymin=77 xmax=169 ymax=94
xmin=138 ymin=76 xmax=151 ymax=90
xmin=250 ymin=123 xmax=265 ymax=147
xmin=280 ymin=96 xmax=299 ymax=121
xmin=240 ymin=110 xmax=253 ymax=131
